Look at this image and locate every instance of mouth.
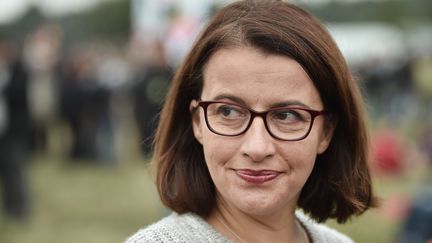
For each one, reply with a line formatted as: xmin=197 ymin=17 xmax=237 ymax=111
xmin=234 ymin=169 xmax=281 ymax=184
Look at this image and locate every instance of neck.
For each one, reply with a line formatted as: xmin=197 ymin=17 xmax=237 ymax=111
xmin=207 ymin=201 xmax=308 ymax=243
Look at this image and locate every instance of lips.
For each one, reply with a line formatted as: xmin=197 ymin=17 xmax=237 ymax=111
xmin=235 ymin=169 xmax=280 ymax=184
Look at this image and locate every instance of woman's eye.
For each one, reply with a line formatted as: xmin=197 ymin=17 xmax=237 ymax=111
xmin=217 ymin=106 xmax=241 ymax=117
xmin=274 ymin=110 xmax=303 ymax=122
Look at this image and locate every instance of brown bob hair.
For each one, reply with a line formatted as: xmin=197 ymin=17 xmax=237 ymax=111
xmin=152 ymin=0 xmax=376 ymax=223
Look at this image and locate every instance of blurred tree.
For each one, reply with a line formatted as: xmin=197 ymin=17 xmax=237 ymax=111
xmin=1 ymin=0 xmax=430 ymax=42
xmin=302 ymin=0 xmax=432 ymax=27
xmin=60 ymin=0 xmax=130 ymax=45
xmin=0 ymin=0 xmax=130 ymax=46
xmin=0 ymin=7 xmax=46 ymax=46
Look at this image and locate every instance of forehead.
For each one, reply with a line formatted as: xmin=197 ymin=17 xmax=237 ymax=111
xmin=201 ymin=46 xmax=323 ymax=109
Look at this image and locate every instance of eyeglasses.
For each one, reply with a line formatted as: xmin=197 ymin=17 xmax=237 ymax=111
xmin=195 ymin=100 xmax=326 ymax=141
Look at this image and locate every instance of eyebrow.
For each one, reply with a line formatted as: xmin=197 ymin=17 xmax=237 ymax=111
xmin=210 ymin=94 xmax=312 ymax=109
xmin=271 ymin=101 xmax=311 ymax=109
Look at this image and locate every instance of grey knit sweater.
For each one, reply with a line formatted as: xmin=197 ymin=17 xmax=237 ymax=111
xmin=125 ymin=212 xmax=354 ymax=243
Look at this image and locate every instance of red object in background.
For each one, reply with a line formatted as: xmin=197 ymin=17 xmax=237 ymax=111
xmin=372 ymin=129 xmax=406 ymax=176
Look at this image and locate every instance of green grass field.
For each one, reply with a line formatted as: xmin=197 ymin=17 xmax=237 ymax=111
xmin=0 ymin=151 xmax=425 ymax=243
xmin=0 ymin=155 xmax=165 ymax=243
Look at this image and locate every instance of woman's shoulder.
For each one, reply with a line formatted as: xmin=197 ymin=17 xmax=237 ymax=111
xmin=296 ymin=211 xmax=355 ymax=243
xmin=125 ymin=212 xmax=231 ymax=243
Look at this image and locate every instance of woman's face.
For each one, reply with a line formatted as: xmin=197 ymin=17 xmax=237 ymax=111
xmin=192 ymin=46 xmax=332 ymax=217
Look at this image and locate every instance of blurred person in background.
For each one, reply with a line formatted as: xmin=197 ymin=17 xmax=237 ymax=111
xmin=412 ymin=56 xmax=432 ymax=125
xmin=131 ymin=39 xmax=172 ymax=157
xmin=95 ymin=43 xmax=131 ymax=164
xmin=126 ymin=1 xmax=377 ymax=242
xmin=0 ymin=38 xmax=31 ymax=221
xmin=23 ymin=22 xmax=62 ymax=154
xmin=0 ymin=40 xmax=9 ymax=138
xmin=60 ymin=43 xmax=116 ymax=164
xmin=60 ymin=45 xmax=98 ymax=162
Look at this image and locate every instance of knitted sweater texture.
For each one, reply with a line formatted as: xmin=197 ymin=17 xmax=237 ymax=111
xmin=125 ymin=212 xmax=354 ymax=243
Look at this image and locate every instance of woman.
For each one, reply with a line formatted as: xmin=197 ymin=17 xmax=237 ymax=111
xmin=126 ymin=0 xmax=376 ymax=242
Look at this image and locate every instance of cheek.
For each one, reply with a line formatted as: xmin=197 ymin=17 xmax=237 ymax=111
xmin=201 ymin=132 xmax=239 ymax=167
xmin=278 ymin=139 xmax=319 ymax=171
xmin=201 ymin=135 xmax=240 ymax=192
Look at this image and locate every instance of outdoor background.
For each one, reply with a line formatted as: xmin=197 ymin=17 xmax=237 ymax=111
xmin=0 ymin=0 xmax=431 ymax=242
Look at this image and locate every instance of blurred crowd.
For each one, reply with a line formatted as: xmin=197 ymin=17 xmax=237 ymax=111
xmin=0 ymin=11 xmax=431 ymax=243
xmin=0 ymin=22 xmax=174 ymax=222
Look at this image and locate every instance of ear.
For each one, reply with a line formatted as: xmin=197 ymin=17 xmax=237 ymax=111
xmin=317 ymin=122 xmax=335 ymax=154
xmin=190 ymin=100 xmax=203 ymax=144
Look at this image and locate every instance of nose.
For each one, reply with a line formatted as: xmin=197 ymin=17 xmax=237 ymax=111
xmin=239 ymin=117 xmax=276 ymax=162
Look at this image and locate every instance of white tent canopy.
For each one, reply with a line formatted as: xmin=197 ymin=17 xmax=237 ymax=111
xmin=328 ymin=23 xmax=407 ymax=66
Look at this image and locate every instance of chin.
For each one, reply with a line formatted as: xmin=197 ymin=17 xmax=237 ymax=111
xmin=228 ymin=188 xmax=298 ymax=217
xmin=235 ymin=198 xmax=286 ymax=216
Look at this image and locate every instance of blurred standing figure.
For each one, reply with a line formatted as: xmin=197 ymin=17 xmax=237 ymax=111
xmin=23 ymin=22 xmax=62 ymax=153
xmin=60 ymin=43 xmax=118 ymax=165
xmin=0 ymin=41 xmax=9 ymax=136
xmin=131 ymin=40 xmax=171 ymax=156
xmin=0 ymin=39 xmax=31 ymax=221
xmin=60 ymin=45 xmax=105 ymax=162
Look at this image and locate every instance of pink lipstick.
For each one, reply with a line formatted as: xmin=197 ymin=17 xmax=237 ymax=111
xmin=235 ymin=169 xmax=280 ymax=184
